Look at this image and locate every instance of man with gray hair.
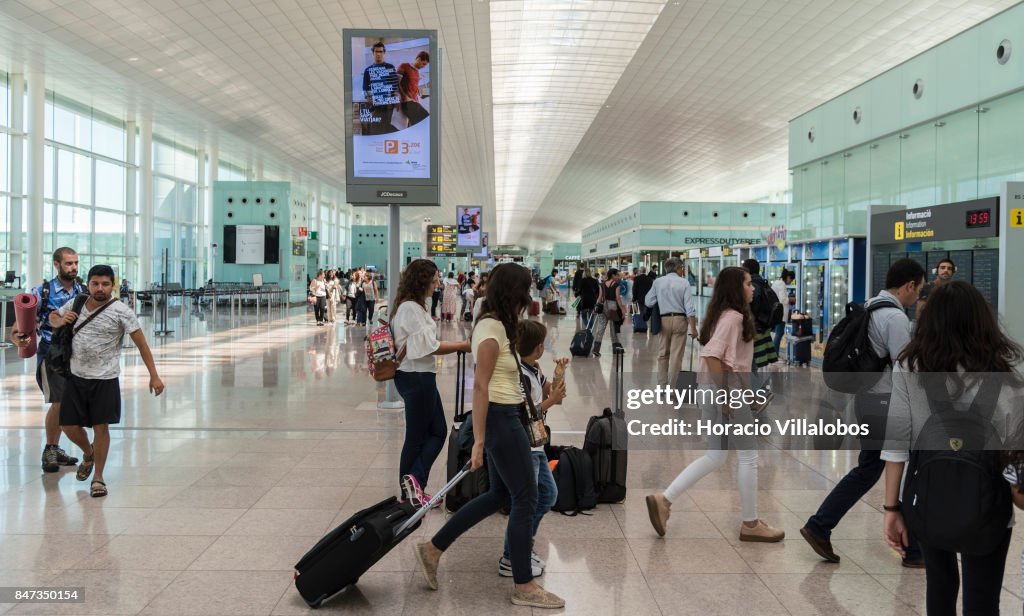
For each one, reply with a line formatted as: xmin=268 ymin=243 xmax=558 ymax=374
xmin=644 ymin=257 xmax=698 ymax=386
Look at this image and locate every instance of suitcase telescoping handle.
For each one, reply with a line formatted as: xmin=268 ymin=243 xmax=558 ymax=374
xmin=395 ymin=463 xmax=471 ymax=536
xmin=455 ymin=350 xmax=468 ymax=421
xmin=613 ymin=346 xmax=625 ymax=417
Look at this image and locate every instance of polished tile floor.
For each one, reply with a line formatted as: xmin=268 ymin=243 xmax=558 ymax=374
xmin=1 ymin=305 xmax=1021 ymax=615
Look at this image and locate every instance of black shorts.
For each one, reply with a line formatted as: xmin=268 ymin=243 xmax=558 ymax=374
xmin=59 ymin=375 xmax=121 ymax=428
xmin=36 ymin=355 xmax=66 ymax=405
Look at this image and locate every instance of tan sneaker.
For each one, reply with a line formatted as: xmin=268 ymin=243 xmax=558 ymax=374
xmin=645 ymin=493 xmax=671 ymax=537
xmin=414 ymin=542 xmax=439 ymax=590
xmin=511 ymin=585 xmax=565 ymax=609
xmin=739 ymin=519 xmax=785 ymax=543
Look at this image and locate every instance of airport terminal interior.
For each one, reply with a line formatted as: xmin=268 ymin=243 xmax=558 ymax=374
xmin=3 ymin=1 xmax=1024 ymax=615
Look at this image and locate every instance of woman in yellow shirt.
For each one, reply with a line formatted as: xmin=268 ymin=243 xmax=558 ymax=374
xmin=413 ymin=263 xmax=565 ymax=610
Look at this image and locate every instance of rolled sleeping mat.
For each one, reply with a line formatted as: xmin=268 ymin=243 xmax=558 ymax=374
xmin=13 ymin=292 xmax=38 ymax=359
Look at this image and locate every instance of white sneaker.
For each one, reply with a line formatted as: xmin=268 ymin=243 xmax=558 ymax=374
xmin=531 ymin=551 xmax=546 ymax=569
xmin=498 ymin=556 xmax=543 ymax=578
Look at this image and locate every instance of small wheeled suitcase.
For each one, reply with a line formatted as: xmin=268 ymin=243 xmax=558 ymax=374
xmin=789 ymin=315 xmax=813 ymax=367
xmin=529 ymin=300 xmax=541 ymax=316
xmin=570 ymin=314 xmax=596 ymax=357
xmin=631 ymin=302 xmax=647 ymax=333
xmin=444 ymin=351 xmax=489 ymax=513
xmin=294 ymin=464 xmax=471 ymax=608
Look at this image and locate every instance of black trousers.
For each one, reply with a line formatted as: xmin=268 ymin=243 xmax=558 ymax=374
xmin=313 ymin=297 xmax=326 ymax=323
xmin=921 ymin=529 xmax=1011 ymax=616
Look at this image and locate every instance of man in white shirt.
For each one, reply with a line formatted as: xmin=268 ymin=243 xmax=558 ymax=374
xmin=53 ymin=265 xmax=164 ymax=499
xmin=644 ymin=257 xmax=698 ymax=386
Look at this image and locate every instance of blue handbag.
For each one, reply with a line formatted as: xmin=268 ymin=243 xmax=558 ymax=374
xmin=649 ymin=304 xmax=662 ymax=336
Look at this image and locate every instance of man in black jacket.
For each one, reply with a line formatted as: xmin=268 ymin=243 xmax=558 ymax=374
xmin=632 ymin=267 xmax=654 ymax=320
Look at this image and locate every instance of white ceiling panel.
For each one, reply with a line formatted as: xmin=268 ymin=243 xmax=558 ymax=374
xmin=0 ymin=0 xmax=1015 ymax=246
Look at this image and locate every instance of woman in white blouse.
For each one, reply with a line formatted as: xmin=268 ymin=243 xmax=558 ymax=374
xmin=391 ymin=259 xmax=471 ymax=505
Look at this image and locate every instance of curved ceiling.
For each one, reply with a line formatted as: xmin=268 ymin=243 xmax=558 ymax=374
xmin=0 ymin=0 xmax=1015 ymax=247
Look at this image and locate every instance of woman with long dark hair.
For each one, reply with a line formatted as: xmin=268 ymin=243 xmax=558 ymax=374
xmin=414 ymin=263 xmax=564 ymax=609
xmin=591 ymin=268 xmax=626 ymax=357
xmin=882 ymin=281 xmax=1024 ymax=614
xmin=646 ymin=266 xmax=784 ymax=542
xmin=391 ymin=259 xmax=470 ymax=505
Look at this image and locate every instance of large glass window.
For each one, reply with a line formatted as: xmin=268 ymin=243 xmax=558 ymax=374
xmin=95 ymin=160 xmax=125 ymax=210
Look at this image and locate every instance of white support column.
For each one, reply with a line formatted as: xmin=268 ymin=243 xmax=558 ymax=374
xmin=207 ymin=143 xmax=218 ymax=281
xmin=9 ymin=73 xmax=24 ymax=281
xmin=125 ymin=120 xmax=137 ymax=284
xmin=255 ymin=159 xmax=264 ymax=180
xmin=195 ymin=147 xmax=206 ymax=285
xmin=139 ymin=118 xmax=154 ymax=286
xmin=25 ymin=74 xmax=44 ymax=288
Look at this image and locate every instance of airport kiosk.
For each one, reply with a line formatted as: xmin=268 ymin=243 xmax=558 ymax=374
xmin=868 ymin=198 xmax=1000 ymax=320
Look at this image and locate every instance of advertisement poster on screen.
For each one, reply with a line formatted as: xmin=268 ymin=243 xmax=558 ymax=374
xmin=474 ymin=232 xmax=490 ymax=258
xmin=348 ymin=33 xmax=432 ymax=179
xmin=457 ymin=206 xmax=482 ymax=249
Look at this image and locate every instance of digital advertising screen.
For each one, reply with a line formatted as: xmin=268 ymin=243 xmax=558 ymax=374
xmin=474 ymin=232 xmax=490 ymax=258
xmin=457 ymin=206 xmax=482 ymax=249
xmin=344 ymin=30 xmax=439 ymax=192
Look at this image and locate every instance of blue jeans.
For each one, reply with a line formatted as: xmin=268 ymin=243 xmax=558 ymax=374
xmin=394 ymin=371 xmax=447 ymax=491
xmin=432 ymin=403 xmax=538 ymax=584
xmin=502 ymin=450 xmax=558 ymax=560
xmin=772 ymin=322 xmax=785 ymax=356
xmin=805 ymin=448 xmax=921 ymax=560
xmin=355 ymin=294 xmax=367 ymax=324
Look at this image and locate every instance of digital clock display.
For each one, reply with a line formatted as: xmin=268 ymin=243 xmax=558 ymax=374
xmin=966 ymin=208 xmax=991 ymax=228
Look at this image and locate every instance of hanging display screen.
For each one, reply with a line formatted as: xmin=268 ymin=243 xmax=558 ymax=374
xmin=457 ymin=206 xmax=482 ymax=249
xmin=343 ymin=29 xmax=440 ymax=205
xmin=426 ymin=225 xmax=458 ymax=257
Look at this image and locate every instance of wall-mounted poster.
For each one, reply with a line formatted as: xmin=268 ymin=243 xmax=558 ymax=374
xmin=457 ymin=206 xmax=482 ymax=249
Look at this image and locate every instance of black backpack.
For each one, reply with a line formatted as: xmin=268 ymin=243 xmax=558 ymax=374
xmin=45 ymin=294 xmax=90 ymax=377
xmin=901 ymin=377 xmax=1011 ymax=555
xmin=821 ymin=299 xmax=900 ymax=394
xmin=551 ymin=447 xmax=598 ymax=516
xmin=752 ymin=279 xmax=783 ymax=333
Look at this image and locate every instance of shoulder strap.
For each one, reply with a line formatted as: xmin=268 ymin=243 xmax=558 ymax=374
xmin=73 ymin=299 xmax=114 ymax=335
xmin=924 ymin=375 xmax=1003 ymax=423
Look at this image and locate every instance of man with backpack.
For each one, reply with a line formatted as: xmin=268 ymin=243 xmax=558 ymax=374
xmin=54 ymin=265 xmax=165 ymax=498
xmin=800 ymin=258 xmax=926 ymax=567
xmin=8 ymin=247 xmax=83 ymax=473
xmin=741 ymin=260 xmax=782 ymax=370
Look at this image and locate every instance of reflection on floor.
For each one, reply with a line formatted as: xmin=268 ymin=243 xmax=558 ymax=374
xmin=1 ymin=307 xmax=1021 ymax=615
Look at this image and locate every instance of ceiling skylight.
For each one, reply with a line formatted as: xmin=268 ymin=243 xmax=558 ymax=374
xmin=490 ymin=0 xmax=666 ymax=243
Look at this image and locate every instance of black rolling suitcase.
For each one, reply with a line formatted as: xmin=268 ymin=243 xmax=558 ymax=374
xmin=570 ymin=313 xmax=595 ymax=357
xmin=631 ymin=302 xmax=647 ymax=333
xmin=584 ymin=346 xmax=628 ymax=503
xmin=444 ymin=351 xmax=489 ymax=513
xmin=294 ymin=464 xmax=470 ymax=608
xmin=789 ymin=315 xmax=813 ymax=367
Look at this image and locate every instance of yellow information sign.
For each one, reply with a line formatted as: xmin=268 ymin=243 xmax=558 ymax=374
xmin=1011 ymin=208 xmax=1024 ymax=228
xmin=894 ymin=221 xmax=905 ymax=241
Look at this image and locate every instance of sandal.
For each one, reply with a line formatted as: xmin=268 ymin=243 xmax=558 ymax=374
xmin=90 ymin=481 xmax=107 ymax=498
xmin=76 ymin=455 xmax=94 ymax=481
